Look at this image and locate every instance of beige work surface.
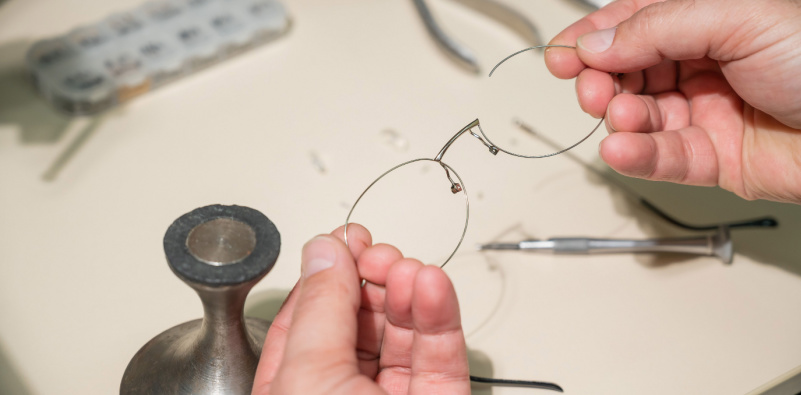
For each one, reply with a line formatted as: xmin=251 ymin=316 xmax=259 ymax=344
xmin=3 ymin=1 xmax=801 ymax=394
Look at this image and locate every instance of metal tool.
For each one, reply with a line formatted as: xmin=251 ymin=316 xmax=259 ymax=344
xmin=121 ymin=204 xmax=281 ymax=395
xmin=479 ymin=226 xmax=733 ymax=264
xmin=413 ymin=0 xmax=543 ymax=73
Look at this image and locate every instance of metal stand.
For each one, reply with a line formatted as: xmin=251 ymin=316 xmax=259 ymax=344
xmin=121 ymin=204 xmax=281 ymax=395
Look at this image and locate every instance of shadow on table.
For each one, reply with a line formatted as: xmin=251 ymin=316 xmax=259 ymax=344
xmin=245 ymin=288 xmax=293 ymax=323
xmin=583 ymin=159 xmax=801 ymax=276
xmin=0 ymin=39 xmax=72 ymax=146
xmin=563 ymin=0 xmax=601 ymax=13
xmin=0 ymin=338 xmax=33 ymax=395
xmin=468 ymin=347 xmax=495 ymax=395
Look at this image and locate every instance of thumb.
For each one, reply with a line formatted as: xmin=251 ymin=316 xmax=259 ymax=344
xmin=575 ymin=0 xmax=772 ymax=72
xmin=275 ymin=235 xmax=362 ymax=389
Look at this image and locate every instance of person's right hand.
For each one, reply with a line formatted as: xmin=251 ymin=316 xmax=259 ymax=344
xmin=545 ymin=0 xmax=801 ymax=204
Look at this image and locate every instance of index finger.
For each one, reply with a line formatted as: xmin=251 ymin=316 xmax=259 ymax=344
xmin=545 ymin=0 xmax=658 ymax=78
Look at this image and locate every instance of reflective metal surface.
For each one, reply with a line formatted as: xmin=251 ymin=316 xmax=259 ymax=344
xmin=120 ymin=315 xmax=270 ymax=395
xmin=187 ymin=217 xmax=258 ymax=266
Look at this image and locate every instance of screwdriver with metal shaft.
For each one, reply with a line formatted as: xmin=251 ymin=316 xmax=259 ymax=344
xmin=479 ymin=226 xmax=733 ymax=264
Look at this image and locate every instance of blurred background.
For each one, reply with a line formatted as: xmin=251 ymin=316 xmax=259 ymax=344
xmin=2 ymin=0 xmax=801 ymax=394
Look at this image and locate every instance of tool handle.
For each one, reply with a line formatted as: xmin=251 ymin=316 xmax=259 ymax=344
xmin=549 ymin=237 xmax=713 ymax=255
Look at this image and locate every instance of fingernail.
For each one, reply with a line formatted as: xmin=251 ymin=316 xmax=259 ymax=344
xmin=578 ymin=27 xmax=616 ymax=54
xmin=302 ymin=236 xmax=336 ymax=278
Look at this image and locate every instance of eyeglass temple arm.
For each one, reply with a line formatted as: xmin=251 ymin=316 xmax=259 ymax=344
xmin=639 ymin=199 xmax=778 ymax=231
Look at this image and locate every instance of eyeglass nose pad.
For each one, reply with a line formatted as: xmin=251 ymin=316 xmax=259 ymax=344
xmin=451 ymin=183 xmax=463 ymax=194
xmin=488 ymin=146 xmax=499 ymax=155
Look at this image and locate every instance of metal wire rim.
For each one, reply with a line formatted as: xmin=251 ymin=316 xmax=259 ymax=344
xmin=344 ymin=158 xmax=470 ymax=268
xmin=483 ymin=44 xmax=604 ymax=159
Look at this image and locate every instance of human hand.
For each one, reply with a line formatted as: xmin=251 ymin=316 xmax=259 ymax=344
xmin=545 ymin=0 xmax=801 ymax=203
xmin=251 ymin=224 xmax=470 ymax=395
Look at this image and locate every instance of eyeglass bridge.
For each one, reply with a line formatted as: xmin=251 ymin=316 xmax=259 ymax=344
xmin=435 ymin=119 xmax=498 ymax=194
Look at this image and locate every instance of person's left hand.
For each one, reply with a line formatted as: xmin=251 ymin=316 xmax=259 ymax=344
xmin=251 ymin=224 xmax=471 ymax=395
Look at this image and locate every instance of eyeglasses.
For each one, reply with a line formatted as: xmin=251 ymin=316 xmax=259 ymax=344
xmin=344 ymin=45 xmax=604 ymax=267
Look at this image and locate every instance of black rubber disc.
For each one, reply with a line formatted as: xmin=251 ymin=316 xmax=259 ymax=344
xmin=163 ymin=204 xmax=281 ymax=286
